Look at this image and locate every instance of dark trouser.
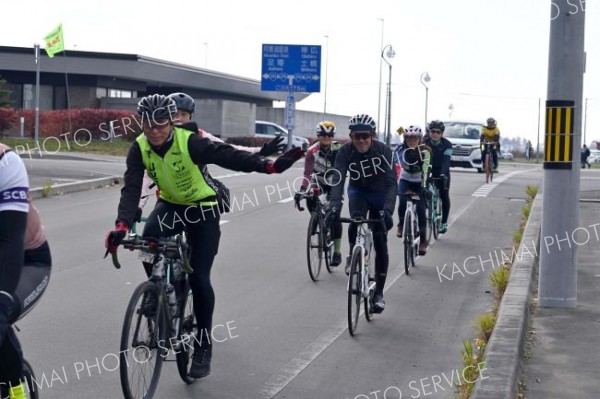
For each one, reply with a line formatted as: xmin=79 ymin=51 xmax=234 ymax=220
xmin=347 ymin=186 xmax=388 ymax=295
xmin=143 ymin=200 xmax=221 ymax=347
xmin=1 ymin=241 xmax=52 ymax=394
xmin=433 ymin=176 xmax=451 ymax=224
xmin=397 ymin=180 xmax=427 ymax=235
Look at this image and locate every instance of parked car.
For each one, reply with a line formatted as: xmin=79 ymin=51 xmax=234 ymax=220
xmin=255 ymin=120 xmax=309 ymax=151
xmin=589 ymin=149 xmax=600 ymax=163
xmin=443 ymin=120 xmax=484 ymax=173
xmin=499 ymin=150 xmax=513 ymax=160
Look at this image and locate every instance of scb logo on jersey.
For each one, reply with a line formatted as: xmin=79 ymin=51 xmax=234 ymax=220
xmin=1 ymin=187 xmax=28 ymax=203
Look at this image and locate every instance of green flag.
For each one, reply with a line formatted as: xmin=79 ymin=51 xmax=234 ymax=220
xmin=44 ymin=24 xmax=64 ymax=58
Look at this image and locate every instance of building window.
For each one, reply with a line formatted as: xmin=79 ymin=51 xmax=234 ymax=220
xmin=23 ymin=84 xmax=34 ymax=109
xmin=108 ymin=89 xmax=133 ymax=98
xmin=96 ymin=87 xmax=107 ymax=99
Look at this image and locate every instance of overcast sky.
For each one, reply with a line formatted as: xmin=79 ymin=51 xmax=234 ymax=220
xmin=2 ymin=0 xmax=599 ymax=145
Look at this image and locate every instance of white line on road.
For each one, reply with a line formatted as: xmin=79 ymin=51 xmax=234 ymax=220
xmin=471 ymin=169 xmax=530 ymax=197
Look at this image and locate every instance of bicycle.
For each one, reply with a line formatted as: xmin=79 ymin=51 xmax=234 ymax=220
xmin=481 ymin=141 xmax=495 ymax=183
xmin=0 ymin=327 xmax=39 ymax=399
xmin=109 ymin=221 xmax=198 ymax=399
xmin=426 ymin=177 xmax=443 ymax=242
xmin=294 ymin=181 xmax=335 ymax=281
xmin=402 ymin=192 xmax=422 ymax=276
xmin=339 ymin=212 xmax=385 ymax=336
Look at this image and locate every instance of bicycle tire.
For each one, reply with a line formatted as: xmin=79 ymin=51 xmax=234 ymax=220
xmin=485 ymin=153 xmax=491 ymax=184
xmin=306 ymin=212 xmax=323 ymax=281
xmin=176 ymin=279 xmax=198 ymax=384
xmin=120 ymin=281 xmax=166 ymax=399
xmin=22 ymin=359 xmax=39 ymax=399
xmin=323 ymin=222 xmax=334 ymax=274
xmin=426 ymin=194 xmax=433 ymax=244
xmin=364 ymin=272 xmax=373 ymax=322
xmin=433 ymin=194 xmax=442 ymax=240
xmin=403 ymin=211 xmax=412 ymax=275
xmin=412 ymin=213 xmax=419 ymax=266
xmin=347 ymin=246 xmax=362 ymax=336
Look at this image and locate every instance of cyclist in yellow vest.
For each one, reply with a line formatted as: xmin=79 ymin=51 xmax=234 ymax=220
xmin=104 ymin=94 xmax=304 ymax=380
xmin=480 ymin=117 xmax=500 ymax=173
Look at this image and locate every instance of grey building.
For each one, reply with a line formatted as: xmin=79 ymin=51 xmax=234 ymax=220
xmin=0 ymin=45 xmax=354 ymax=138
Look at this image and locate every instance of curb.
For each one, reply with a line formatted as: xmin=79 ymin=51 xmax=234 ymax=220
xmin=472 ymin=193 xmax=542 ymax=399
xmin=30 ymin=176 xmax=123 ymax=200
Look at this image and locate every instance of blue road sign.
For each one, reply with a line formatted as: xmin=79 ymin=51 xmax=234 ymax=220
xmin=261 ymin=44 xmax=321 ymax=93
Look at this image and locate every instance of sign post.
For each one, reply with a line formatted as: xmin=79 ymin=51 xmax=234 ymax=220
xmin=261 ymin=44 xmax=321 ymax=151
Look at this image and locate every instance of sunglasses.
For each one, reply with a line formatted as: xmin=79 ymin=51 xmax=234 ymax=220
xmin=351 ymin=132 xmax=372 ymax=141
xmin=317 ymin=133 xmax=335 ymax=138
xmin=430 ymin=129 xmax=442 ymax=134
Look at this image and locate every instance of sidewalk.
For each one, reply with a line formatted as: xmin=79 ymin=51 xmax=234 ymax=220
xmin=522 ymin=199 xmax=600 ymax=398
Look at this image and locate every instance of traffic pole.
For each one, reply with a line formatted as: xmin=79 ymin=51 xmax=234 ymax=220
xmin=538 ymin=0 xmax=585 ymax=308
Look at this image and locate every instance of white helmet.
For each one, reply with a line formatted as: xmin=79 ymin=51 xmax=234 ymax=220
xmin=404 ymin=125 xmax=423 ymax=138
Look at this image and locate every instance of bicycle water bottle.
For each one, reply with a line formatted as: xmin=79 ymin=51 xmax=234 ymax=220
xmin=166 ymin=284 xmax=178 ymax=317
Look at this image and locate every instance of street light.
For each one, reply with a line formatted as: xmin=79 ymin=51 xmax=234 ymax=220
xmin=420 ymin=72 xmax=431 ymax=129
xmin=381 ymin=45 xmax=395 ymax=146
xmin=323 ymin=35 xmax=329 ymax=115
xmin=448 ymin=103 xmax=454 ymax=119
xmin=376 ymin=18 xmax=384 ymax=137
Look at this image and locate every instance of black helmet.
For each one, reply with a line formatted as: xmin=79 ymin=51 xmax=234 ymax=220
xmin=348 ymin=114 xmax=376 ymax=133
xmin=428 ymin=120 xmax=445 ymax=132
xmin=168 ymin=92 xmax=195 ymax=114
xmin=486 ymin=117 xmax=496 ymax=125
xmin=137 ymin=94 xmax=176 ymax=121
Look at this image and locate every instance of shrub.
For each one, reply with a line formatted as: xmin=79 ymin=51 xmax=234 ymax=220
xmin=0 ymin=108 xmax=17 ymax=135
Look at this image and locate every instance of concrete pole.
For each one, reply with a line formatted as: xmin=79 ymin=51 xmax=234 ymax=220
xmin=538 ymin=0 xmax=585 ymax=308
xmin=34 ymin=43 xmax=40 ymax=148
xmin=536 ymin=97 xmax=541 ymax=163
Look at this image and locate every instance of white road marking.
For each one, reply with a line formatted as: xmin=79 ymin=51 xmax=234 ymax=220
xmin=471 ymin=170 xmax=530 ymax=197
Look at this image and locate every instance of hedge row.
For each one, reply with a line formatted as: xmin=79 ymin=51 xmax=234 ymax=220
xmin=0 ymin=108 xmax=143 ymax=141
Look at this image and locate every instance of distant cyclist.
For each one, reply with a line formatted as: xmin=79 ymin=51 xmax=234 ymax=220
xmin=393 ymin=125 xmax=430 ymax=255
xmin=422 ymin=120 xmax=452 ymax=234
xmin=0 ymin=143 xmax=52 ymax=399
xmin=480 ymin=117 xmax=500 ymax=173
xmin=294 ymin=121 xmax=343 ymax=266
xmin=326 ymin=114 xmax=396 ymax=314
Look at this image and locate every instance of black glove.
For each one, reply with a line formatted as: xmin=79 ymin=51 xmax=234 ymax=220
xmin=104 ymin=222 xmax=129 ymax=253
xmin=134 ymin=207 xmax=143 ymax=223
xmin=383 ymin=209 xmax=394 ymax=231
xmin=294 ymin=192 xmax=303 ymax=203
xmin=259 ymin=136 xmax=285 ymax=156
xmin=267 ymin=147 xmax=305 ymax=174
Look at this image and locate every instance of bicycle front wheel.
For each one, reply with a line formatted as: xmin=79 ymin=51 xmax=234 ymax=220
xmin=176 ymin=279 xmax=198 ymax=384
xmin=433 ymin=195 xmax=442 ymax=240
xmin=306 ymin=212 xmax=324 ymax=281
xmin=120 ymin=281 xmax=166 ymax=399
xmin=347 ymin=246 xmax=362 ymax=336
xmin=426 ymin=197 xmax=433 ymax=244
xmin=485 ymin=154 xmax=491 ymax=184
xmin=403 ymin=211 xmax=412 ymax=275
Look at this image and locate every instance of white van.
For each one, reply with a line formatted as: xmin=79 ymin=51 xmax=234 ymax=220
xmin=255 ymin=120 xmax=309 ymax=151
xmin=443 ymin=120 xmax=485 ymax=173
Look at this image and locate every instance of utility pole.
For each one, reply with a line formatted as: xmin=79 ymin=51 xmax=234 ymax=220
xmin=539 ymin=0 xmax=585 ymax=308
xmin=376 ymin=18 xmax=384 ymax=134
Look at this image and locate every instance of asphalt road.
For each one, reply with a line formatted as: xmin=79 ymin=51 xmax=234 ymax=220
xmin=16 ymin=159 xmax=542 ymax=399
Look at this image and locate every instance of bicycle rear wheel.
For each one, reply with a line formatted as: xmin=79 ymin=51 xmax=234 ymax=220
xmin=485 ymin=154 xmax=491 ymax=184
xmin=403 ymin=211 xmax=412 ymax=275
xmin=120 ymin=281 xmax=166 ymax=399
xmin=347 ymin=246 xmax=362 ymax=336
xmin=426 ymin=195 xmax=433 ymax=244
xmin=306 ymin=212 xmax=324 ymax=281
xmin=176 ymin=279 xmax=198 ymax=384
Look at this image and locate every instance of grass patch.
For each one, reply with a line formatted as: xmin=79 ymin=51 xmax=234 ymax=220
xmin=455 ymin=184 xmax=538 ymax=399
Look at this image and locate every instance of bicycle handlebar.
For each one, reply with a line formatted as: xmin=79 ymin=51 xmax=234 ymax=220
xmin=338 ymin=211 xmax=386 ymax=226
xmin=109 ymin=237 xmax=192 ymax=273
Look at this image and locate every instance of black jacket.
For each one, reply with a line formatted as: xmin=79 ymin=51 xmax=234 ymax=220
xmin=423 ymin=136 xmax=452 ymax=177
xmin=329 ymin=140 xmax=396 ymax=213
